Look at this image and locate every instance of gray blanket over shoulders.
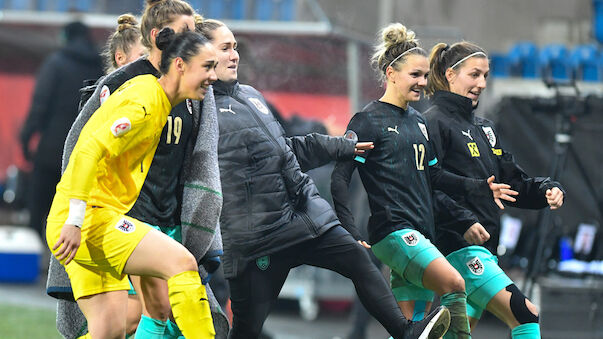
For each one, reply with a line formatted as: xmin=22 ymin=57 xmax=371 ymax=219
xmin=46 ymin=75 xmax=227 ymax=338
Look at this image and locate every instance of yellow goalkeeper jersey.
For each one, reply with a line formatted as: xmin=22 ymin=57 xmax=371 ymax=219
xmin=49 ymin=74 xmax=172 ymax=222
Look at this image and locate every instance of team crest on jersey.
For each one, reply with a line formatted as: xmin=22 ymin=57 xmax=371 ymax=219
xmin=256 ymin=255 xmax=270 ymax=270
xmin=344 ymin=130 xmax=358 ymax=142
xmin=482 ymin=126 xmax=496 ymax=147
xmin=115 ymin=218 xmax=135 ymax=233
xmin=402 ymin=232 xmax=419 ymax=246
xmin=99 ymin=85 xmax=110 ymax=105
xmin=248 ymin=97 xmax=269 ymax=114
xmin=467 ymin=256 xmax=484 ymax=275
xmin=417 ymin=123 xmax=429 ymax=141
xmin=111 ymin=117 xmax=131 ymax=137
xmin=186 ymin=99 xmax=193 ymax=114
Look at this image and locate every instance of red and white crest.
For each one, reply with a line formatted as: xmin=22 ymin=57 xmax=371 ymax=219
xmin=418 ymin=123 xmax=429 ymax=141
xmin=115 ymin=218 xmax=135 ymax=233
xmin=402 ymin=232 xmax=419 ymax=246
xmin=248 ymin=97 xmax=269 ymax=114
xmin=481 ymin=126 xmax=496 ymax=147
xmin=111 ymin=117 xmax=131 ymax=137
xmin=466 ymin=256 xmax=484 ymax=275
xmin=186 ymin=99 xmax=193 ymax=114
xmin=99 ymin=85 xmax=110 ymax=105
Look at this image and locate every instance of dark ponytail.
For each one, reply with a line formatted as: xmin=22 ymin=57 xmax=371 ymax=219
xmin=156 ymin=28 xmax=209 ymax=74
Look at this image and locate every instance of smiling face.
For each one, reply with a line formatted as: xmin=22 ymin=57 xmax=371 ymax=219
xmin=208 ymin=25 xmax=239 ymax=82
xmin=446 ymin=56 xmax=489 ymax=107
xmin=386 ymin=54 xmax=429 ymax=107
xmin=178 ymin=42 xmax=218 ymax=100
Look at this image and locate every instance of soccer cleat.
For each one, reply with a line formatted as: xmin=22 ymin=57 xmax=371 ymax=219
xmin=402 ymin=305 xmax=450 ymax=339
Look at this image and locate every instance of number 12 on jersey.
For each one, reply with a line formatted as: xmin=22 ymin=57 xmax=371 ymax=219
xmin=413 ymin=143 xmax=425 ymax=170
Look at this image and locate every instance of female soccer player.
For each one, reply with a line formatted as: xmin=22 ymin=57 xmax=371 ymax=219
xmin=196 ymin=19 xmax=453 ymax=339
xmin=423 ymin=41 xmax=564 ymax=339
xmin=46 ymin=28 xmax=217 ymax=339
xmin=330 ymin=23 xmax=519 ymax=339
xmin=101 ymin=13 xmax=146 ymax=74
xmin=62 ymin=2 xmax=225 ymax=338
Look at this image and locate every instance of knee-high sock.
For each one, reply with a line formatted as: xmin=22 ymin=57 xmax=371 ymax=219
xmin=511 ymin=323 xmax=540 ymax=339
xmin=167 ymin=271 xmax=215 ymax=339
xmin=134 ymin=315 xmax=166 ymax=339
xmin=164 ymin=319 xmax=183 ymax=339
xmin=441 ymin=291 xmax=471 ymax=339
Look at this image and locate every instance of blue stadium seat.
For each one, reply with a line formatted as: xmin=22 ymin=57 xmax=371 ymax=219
xmin=594 ymin=0 xmax=603 ymax=44
xmin=539 ymin=44 xmax=570 ymax=80
xmin=198 ymin=0 xmax=245 ymax=20
xmin=255 ymin=0 xmax=296 ymax=21
xmin=570 ymin=44 xmax=600 ymax=81
xmin=490 ymin=53 xmax=509 ymax=78
xmin=507 ymin=41 xmax=539 ymax=78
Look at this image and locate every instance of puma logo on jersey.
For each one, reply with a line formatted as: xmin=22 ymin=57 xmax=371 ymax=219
xmin=387 ymin=126 xmax=399 ymax=134
xmin=219 ymin=105 xmax=236 ymax=114
xmin=462 ymin=129 xmax=473 ymax=140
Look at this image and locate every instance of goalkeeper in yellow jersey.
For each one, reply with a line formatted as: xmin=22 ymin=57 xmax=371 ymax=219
xmin=46 ymin=28 xmax=218 ymax=339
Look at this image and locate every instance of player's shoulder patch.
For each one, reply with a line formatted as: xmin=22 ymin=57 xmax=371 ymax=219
xmin=99 ymin=85 xmax=111 ymax=105
xmin=111 ymin=117 xmax=132 ymax=137
xmin=344 ymin=130 xmax=358 ymax=142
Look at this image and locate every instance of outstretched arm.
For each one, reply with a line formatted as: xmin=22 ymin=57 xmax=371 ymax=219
xmin=331 ymin=160 xmax=364 ymax=241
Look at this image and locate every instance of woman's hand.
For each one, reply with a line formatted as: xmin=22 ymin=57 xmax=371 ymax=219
xmin=354 ymin=142 xmax=374 ymax=155
xmin=52 ymin=224 xmax=81 ymax=265
xmin=463 ymin=223 xmax=490 ymax=245
xmin=487 ymin=175 xmax=518 ymax=209
xmin=358 ymin=240 xmax=371 ymax=249
xmin=546 ymin=187 xmax=564 ymax=209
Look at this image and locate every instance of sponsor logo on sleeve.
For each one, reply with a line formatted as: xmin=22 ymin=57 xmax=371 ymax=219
xmin=467 ymin=256 xmax=484 ymax=275
xmin=115 ymin=218 xmax=136 ymax=233
xmin=111 ymin=117 xmax=132 ymax=137
xmin=482 ymin=126 xmax=497 ymax=147
xmin=248 ymin=97 xmax=270 ymax=114
xmin=99 ymin=85 xmax=110 ymax=105
xmin=418 ymin=123 xmax=429 ymax=140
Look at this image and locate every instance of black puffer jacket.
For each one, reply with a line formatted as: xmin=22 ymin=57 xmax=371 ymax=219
xmin=213 ymin=80 xmax=355 ymax=278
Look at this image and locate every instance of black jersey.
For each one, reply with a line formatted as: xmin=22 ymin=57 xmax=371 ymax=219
xmin=336 ymin=101 xmax=439 ymax=243
xmin=331 ymin=100 xmax=489 ymax=245
xmin=83 ymin=58 xmax=195 ymax=228
xmin=424 ymin=91 xmax=563 ymax=255
xmin=128 ymin=100 xmax=194 ymax=227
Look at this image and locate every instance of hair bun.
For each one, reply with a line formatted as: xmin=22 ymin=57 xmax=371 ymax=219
xmin=156 ymin=27 xmax=175 ymax=51
xmin=194 ymin=13 xmax=205 ymax=25
xmin=117 ymin=14 xmax=138 ymax=32
xmin=382 ymin=23 xmax=417 ymax=50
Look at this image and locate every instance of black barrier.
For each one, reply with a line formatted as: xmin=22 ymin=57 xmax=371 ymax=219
xmin=492 ymin=83 xmax=603 ymax=289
